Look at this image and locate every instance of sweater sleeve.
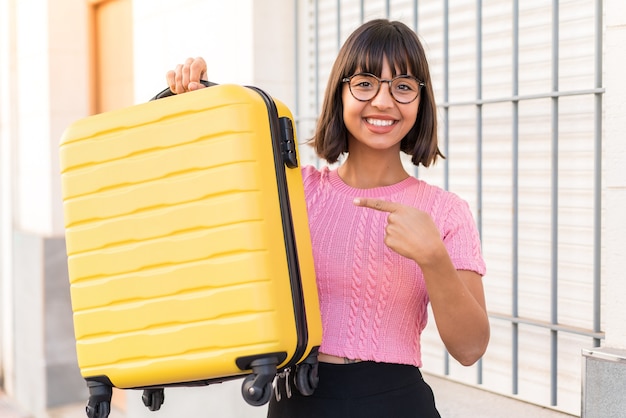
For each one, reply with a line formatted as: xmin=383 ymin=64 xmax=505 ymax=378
xmin=440 ymin=195 xmax=487 ymax=276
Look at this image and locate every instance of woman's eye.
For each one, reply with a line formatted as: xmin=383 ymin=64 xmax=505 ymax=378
xmin=396 ymin=83 xmax=415 ymax=91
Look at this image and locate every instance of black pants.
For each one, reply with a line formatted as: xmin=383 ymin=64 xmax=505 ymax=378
xmin=267 ymin=361 xmax=441 ymax=418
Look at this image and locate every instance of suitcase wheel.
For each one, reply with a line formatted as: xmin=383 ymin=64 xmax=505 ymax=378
xmin=85 ymin=402 xmax=110 ymax=418
xmin=240 ymin=357 xmax=279 ymax=406
xmin=85 ymin=381 xmax=112 ymax=418
xmin=242 ymin=374 xmax=273 ymax=406
xmin=295 ymin=362 xmax=319 ymax=396
xmin=295 ymin=348 xmax=319 ymax=396
xmin=142 ymin=388 xmax=165 ymax=411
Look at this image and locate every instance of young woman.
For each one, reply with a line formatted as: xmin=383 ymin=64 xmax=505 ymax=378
xmin=165 ymin=19 xmax=489 ymax=418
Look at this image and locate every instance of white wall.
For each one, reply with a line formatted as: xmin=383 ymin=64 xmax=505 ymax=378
xmin=604 ymin=0 xmax=626 ymax=350
xmin=12 ymin=0 xmax=74 ymax=236
xmin=0 ymin=0 xmax=90 ymax=238
xmin=14 ymin=0 xmax=50 ymax=234
xmin=0 ymin=1 xmax=92 ymax=413
xmin=133 ymin=0 xmax=253 ymax=102
xmin=48 ymin=0 xmax=91 ymax=235
xmin=132 ymin=0 xmax=296 ymax=109
xmin=0 ymin=0 xmax=17 ymax=395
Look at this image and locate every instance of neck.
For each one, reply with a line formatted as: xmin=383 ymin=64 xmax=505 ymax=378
xmin=338 ymin=153 xmax=409 ymax=189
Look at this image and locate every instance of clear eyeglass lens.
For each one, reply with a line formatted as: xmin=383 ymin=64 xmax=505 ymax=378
xmin=348 ymin=74 xmax=421 ymax=103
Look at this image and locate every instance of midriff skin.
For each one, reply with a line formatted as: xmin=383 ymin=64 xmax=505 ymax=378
xmin=318 ymin=353 xmax=363 ymax=364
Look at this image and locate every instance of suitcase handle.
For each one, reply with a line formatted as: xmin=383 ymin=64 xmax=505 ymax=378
xmin=149 ymin=79 xmax=215 ymax=101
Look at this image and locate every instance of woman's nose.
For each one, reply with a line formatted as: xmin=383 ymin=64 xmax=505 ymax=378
xmin=370 ymin=81 xmax=395 ymax=108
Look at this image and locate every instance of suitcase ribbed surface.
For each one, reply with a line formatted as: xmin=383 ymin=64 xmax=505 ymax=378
xmin=60 ymin=85 xmax=319 ymax=388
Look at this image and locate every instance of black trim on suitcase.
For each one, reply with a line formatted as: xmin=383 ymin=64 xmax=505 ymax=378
xmin=245 ymin=86 xmax=309 ymax=370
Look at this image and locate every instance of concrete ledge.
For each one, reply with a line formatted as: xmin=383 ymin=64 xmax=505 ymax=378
xmin=582 ymin=347 xmax=626 ymax=418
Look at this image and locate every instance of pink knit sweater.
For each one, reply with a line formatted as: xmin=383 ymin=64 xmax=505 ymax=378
xmin=302 ymin=166 xmax=486 ymax=367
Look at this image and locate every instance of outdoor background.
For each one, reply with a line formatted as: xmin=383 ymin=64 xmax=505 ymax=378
xmin=1 ymin=0 xmax=626 ymax=417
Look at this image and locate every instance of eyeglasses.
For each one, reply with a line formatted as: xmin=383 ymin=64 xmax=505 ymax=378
xmin=342 ymin=73 xmax=425 ymax=104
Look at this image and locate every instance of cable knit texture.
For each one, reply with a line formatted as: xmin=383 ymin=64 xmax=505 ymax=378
xmin=302 ymin=165 xmax=486 ymax=367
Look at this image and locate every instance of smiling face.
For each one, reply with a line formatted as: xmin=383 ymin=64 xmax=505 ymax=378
xmin=342 ymin=58 xmax=420 ymax=156
xmin=313 ymin=20 xmax=440 ymax=167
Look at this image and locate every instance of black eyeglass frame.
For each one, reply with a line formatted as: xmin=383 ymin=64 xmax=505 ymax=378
xmin=341 ymin=73 xmax=426 ymax=104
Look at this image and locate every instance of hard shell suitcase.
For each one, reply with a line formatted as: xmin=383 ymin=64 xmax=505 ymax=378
xmin=59 ymin=84 xmax=322 ymax=417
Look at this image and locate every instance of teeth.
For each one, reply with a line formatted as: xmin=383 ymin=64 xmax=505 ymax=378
xmin=366 ymin=118 xmax=395 ymax=127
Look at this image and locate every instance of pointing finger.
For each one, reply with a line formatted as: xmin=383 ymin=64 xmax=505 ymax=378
xmin=353 ymin=198 xmax=401 ymax=213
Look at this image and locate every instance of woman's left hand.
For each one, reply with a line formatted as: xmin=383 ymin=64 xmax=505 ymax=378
xmin=353 ymin=197 xmax=445 ymax=265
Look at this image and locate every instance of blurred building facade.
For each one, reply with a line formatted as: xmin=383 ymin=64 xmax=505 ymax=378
xmin=1 ymin=0 xmax=625 ymax=417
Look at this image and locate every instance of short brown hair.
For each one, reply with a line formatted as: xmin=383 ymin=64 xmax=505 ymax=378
xmin=312 ymin=19 xmax=443 ymax=166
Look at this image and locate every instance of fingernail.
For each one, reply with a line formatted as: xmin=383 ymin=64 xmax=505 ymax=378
xmin=353 ymin=198 xmax=361 ymax=205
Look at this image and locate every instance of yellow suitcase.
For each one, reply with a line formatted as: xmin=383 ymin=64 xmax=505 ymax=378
xmin=59 ymin=84 xmax=322 ymax=417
